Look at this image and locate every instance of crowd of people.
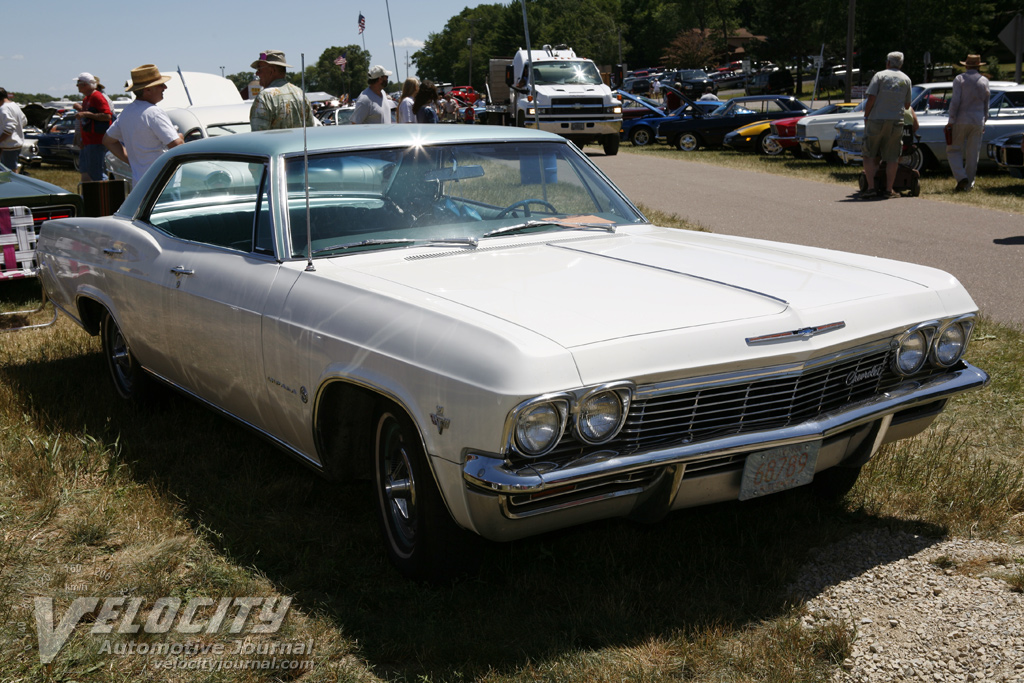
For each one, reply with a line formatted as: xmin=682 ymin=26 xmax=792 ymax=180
xmin=2 ymin=47 xmax=1014 ymax=198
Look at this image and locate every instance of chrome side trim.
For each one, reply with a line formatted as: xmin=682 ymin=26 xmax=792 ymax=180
xmin=464 ymin=362 xmax=988 ymax=496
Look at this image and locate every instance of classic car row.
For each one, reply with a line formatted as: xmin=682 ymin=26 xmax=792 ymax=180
xmin=33 ymin=124 xmax=989 ymax=581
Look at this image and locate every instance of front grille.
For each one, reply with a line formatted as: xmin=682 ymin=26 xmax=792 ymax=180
xmin=550 ymin=97 xmax=606 ymax=116
xmin=516 ymin=346 xmax=946 ymax=468
xmin=622 ymin=348 xmax=893 ymax=451
xmin=796 ymin=123 xmax=807 ymax=137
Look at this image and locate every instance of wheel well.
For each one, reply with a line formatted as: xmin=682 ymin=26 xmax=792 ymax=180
xmin=315 ymin=381 xmax=403 ymax=481
xmin=76 ymin=296 xmax=108 ymax=336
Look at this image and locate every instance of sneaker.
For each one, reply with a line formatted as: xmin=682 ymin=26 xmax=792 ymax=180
xmin=878 ymin=189 xmax=899 ymax=199
xmin=854 ymin=188 xmax=876 ymax=200
xmin=954 ymin=178 xmax=969 ymax=192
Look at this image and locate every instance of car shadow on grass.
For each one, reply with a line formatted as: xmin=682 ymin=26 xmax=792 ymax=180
xmin=2 ymin=339 xmax=946 ymax=681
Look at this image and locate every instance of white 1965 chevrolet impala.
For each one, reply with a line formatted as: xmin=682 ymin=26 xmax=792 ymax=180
xmin=37 ymin=125 xmax=988 ymax=580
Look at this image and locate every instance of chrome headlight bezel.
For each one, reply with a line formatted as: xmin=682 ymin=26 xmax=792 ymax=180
xmin=505 ymin=382 xmax=635 ymax=458
xmin=932 ymin=315 xmax=975 ymax=368
xmin=892 ymin=314 xmax=977 ymax=376
xmin=507 ymin=394 xmax=570 ymax=458
xmin=573 ymin=383 xmax=633 ymax=446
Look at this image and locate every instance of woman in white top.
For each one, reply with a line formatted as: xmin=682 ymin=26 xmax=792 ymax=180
xmin=398 ymin=78 xmax=419 ymax=123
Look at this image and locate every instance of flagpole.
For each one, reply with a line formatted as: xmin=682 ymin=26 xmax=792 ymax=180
xmin=384 ymin=0 xmax=400 ymax=79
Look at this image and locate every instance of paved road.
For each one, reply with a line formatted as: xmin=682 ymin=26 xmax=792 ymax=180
xmin=590 ymin=152 xmax=1024 ymax=330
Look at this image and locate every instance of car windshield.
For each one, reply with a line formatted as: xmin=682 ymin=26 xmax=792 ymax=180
xmin=284 ymin=141 xmax=644 ymax=257
xmin=531 ymin=61 xmax=603 ymax=86
xmin=678 ymin=70 xmax=709 ymax=80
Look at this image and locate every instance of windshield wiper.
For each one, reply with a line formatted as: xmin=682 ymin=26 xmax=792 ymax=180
xmin=312 ymin=238 xmax=415 ymax=255
xmin=482 ymin=220 xmax=616 ymax=239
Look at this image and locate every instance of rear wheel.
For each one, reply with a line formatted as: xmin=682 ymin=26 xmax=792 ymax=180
xmin=374 ymin=410 xmax=479 ymax=582
xmin=675 ymin=132 xmax=701 ymax=152
xmin=101 ymin=311 xmax=150 ymax=401
xmin=899 ymin=146 xmax=924 ymax=173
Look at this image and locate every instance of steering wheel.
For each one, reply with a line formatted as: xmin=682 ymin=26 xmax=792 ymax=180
xmin=496 ymin=199 xmax=557 ymax=219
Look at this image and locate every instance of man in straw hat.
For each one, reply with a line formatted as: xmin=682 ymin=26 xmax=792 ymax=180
xmin=103 ymin=64 xmax=183 ymax=186
xmin=351 ymin=65 xmax=395 ymax=125
xmin=249 ymin=50 xmax=315 ymax=131
xmin=945 ymin=54 xmax=990 ymax=192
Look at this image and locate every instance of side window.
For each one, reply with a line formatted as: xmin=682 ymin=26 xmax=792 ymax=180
xmin=147 ymin=158 xmax=269 ymax=253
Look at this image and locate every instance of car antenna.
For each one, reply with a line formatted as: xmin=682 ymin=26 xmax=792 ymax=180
xmin=301 ymin=53 xmax=314 ymax=272
xmin=176 ymin=66 xmax=193 ymax=106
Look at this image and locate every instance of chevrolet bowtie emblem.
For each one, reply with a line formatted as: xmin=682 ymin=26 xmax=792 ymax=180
xmin=745 ymin=321 xmax=846 ymax=345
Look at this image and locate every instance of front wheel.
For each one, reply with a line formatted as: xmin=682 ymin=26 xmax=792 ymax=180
xmin=674 ymin=132 xmax=701 ymax=152
xmin=629 ymin=126 xmax=653 ymax=147
xmin=101 ymin=311 xmax=150 ymax=401
xmin=758 ymin=131 xmax=783 ymax=156
xmin=899 ymin=146 xmax=925 ymax=173
xmin=374 ymin=410 xmax=479 ymax=582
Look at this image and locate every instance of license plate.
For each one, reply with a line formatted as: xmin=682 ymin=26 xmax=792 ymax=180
xmin=738 ymin=442 xmax=819 ymax=501
xmin=570 ymin=122 xmax=585 ymax=131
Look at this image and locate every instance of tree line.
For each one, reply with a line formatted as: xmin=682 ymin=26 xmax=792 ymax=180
xmin=411 ymin=0 xmax=1023 ymax=94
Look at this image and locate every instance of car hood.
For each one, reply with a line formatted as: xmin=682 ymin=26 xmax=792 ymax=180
xmin=342 ymin=228 xmax=945 ymax=351
xmin=0 ymin=170 xmax=73 ymax=199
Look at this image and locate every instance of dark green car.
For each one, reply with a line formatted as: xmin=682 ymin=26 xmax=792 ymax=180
xmin=0 ymin=163 xmax=83 ymax=230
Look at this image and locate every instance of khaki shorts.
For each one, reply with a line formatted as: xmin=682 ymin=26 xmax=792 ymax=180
xmin=863 ymin=119 xmax=904 ymax=163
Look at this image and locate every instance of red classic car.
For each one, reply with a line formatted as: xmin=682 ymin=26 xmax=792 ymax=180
xmin=768 ymin=102 xmax=858 ymax=158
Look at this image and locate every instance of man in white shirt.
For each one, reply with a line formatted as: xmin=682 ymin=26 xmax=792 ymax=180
xmin=0 ymin=88 xmax=27 ymax=171
xmin=103 ymin=65 xmax=184 ymax=186
xmin=351 ymin=65 xmax=394 ymax=124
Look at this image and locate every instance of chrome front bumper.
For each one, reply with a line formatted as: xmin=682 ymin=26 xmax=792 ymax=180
xmin=462 ymin=362 xmax=988 ymax=540
xmin=834 ymin=144 xmax=862 ymax=164
xmin=796 ymin=136 xmax=821 ymax=154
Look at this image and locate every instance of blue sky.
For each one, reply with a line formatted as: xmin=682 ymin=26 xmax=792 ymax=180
xmin=0 ymin=0 xmax=486 ymax=98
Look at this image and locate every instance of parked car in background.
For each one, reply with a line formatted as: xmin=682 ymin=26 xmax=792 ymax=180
xmin=796 ymin=82 xmax=1018 ymax=164
xmin=658 ymin=95 xmax=811 ymax=151
xmin=668 ymin=69 xmax=717 ymax=98
xmin=987 ymin=130 xmax=1024 ymax=177
xmin=709 ymin=70 xmax=746 ymax=90
xmin=616 ymin=90 xmax=717 ymax=146
xmin=745 ymin=68 xmax=794 ymax=96
xmin=36 ymin=112 xmax=79 ymax=168
xmin=834 ymin=86 xmax=1024 ymax=172
xmin=763 ymin=103 xmax=859 ymax=158
xmin=0 ymin=160 xmax=83 ymax=231
xmin=318 ymin=105 xmax=356 ymax=126
xmin=36 ymin=124 xmax=988 ymax=581
xmin=449 ymin=86 xmax=478 ymax=104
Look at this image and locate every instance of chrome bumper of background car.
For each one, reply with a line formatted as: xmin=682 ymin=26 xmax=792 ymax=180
xmin=835 ymin=145 xmax=862 ymax=164
xmin=526 ymin=119 xmax=621 ymax=137
xmin=462 ymin=362 xmax=987 ymax=540
xmin=796 ymin=136 xmax=821 ymax=153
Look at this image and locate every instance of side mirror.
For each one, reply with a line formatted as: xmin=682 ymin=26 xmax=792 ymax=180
xmin=505 ymin=65 xmax=514 ymax=88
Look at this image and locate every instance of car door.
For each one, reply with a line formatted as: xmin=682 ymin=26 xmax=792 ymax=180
xmin=141 ymin=156 xmax=282 ymax=429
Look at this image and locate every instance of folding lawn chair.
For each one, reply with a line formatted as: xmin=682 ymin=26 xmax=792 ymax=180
xmin=0 ymin=205 xmax=57 ymax=331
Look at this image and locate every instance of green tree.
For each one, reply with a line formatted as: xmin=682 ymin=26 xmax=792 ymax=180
xmin=225 ymin=71 xmax=254 ymax=93
xmin=295 ymin=46 xmax=371 ymax=101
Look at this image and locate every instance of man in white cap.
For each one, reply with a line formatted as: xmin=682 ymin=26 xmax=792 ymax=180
xmin=249 ymin=50 xmax=315 ymax=131
xmin=103 ymin=64 xmax=183 ymax=186
xmin=72 ymin=72 xmax=112 ymax=182
xmin=351 ymin=65 xmax=395 ymax=124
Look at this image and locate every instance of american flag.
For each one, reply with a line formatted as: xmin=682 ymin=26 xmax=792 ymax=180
xmin=358 ymin=13 xmax=365 ymax=34
xmin=334 ymin=54 xmax=347 ymax=71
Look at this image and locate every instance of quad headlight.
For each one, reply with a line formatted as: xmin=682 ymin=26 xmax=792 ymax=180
xmin=893 ymin=315 xmax=975 ymax=376
xmin=507 ymin=383 xmax=634 ymax=458
xmin=575 ymin=386 xmax=632 ymax=445
xmin=513 ymin=398 xmax=569 ymax=457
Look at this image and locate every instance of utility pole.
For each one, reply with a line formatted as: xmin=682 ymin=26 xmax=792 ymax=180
xmin=845 ymin=0 xmax=855 ymax=102
xmin=466 ymin=17 xmax=480 ymax=89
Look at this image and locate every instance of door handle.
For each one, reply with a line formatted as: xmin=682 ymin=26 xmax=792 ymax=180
xmin=102 ymin=247 xmax=124 ymax=255
xmin=170 ymin=266 xmax=194 ymax=276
